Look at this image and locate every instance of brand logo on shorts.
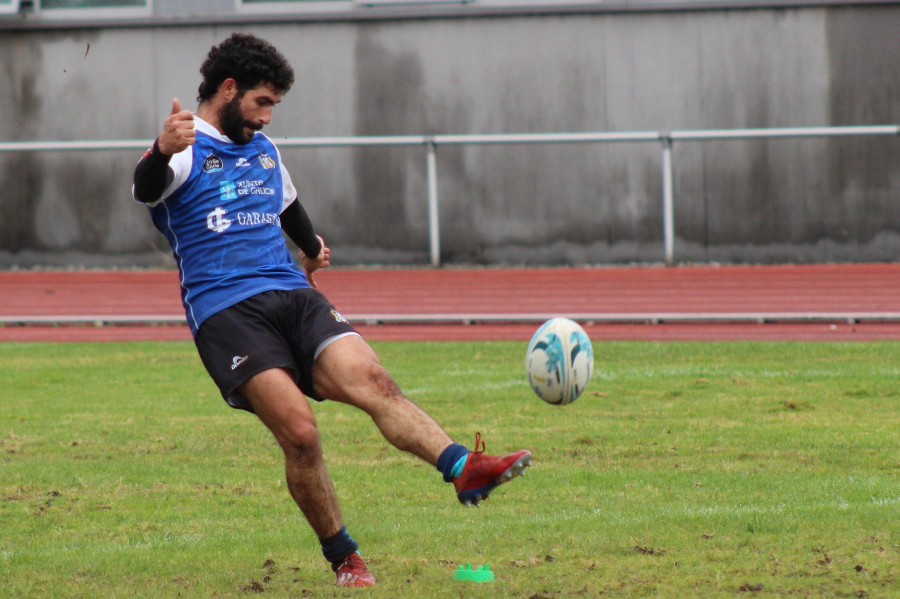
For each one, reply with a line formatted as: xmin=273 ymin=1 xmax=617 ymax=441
xmin=230 ymin=355 xmax=249 ymax=370
xmin=330 ymin=309 xmax=347 ymax=323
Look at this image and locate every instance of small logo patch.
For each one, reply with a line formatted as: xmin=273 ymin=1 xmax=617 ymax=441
xmin=220 ymin=180 xmax=237 ymax=201
xmin=330 ymin=309 xmax=348 ymax=323
xmin=203 ymin=154 xmax=223 ymax=173
xmin=235 ymin=157 xmax=252 ymax=168
xmin=230 ymin=355 xmax=249 ymax=371
xmin=259 ymin=154 xmax=276 ymax=170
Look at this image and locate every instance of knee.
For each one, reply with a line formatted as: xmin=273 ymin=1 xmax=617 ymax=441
xmin=277 ymin=418 xmax=322 ymax=461
xmin=367 ymin=362 xmax=403 ymax=399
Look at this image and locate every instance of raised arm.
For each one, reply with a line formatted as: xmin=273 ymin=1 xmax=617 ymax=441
xmin=133 ymin=99 xmax=195 ymax=203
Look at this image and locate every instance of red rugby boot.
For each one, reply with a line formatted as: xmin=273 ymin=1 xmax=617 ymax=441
xmin=333 ymin=552 xmax=376 ymax=587
xmin=453 ymin=433 xmax=532 ymax=506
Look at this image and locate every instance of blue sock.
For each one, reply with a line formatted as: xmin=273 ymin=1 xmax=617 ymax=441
xmin=450 ymin=454 xmax=467 ymax=479
xmin=320 ymin=526 xmax=359 ymax=566
xmin=437 ymin=443 xmax=469 ymax=482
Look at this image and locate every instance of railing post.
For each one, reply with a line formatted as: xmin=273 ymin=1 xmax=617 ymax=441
xmin=660 ymin=133 xmax=675 ymax=267
xmin=425 ymin=139 xmax=441 ymax=267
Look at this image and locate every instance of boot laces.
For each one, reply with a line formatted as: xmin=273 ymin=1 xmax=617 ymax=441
xmin=473 ymin=432 xmax=485 ymax=454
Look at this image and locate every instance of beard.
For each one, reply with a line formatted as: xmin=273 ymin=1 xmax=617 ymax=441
xmin=219 ymin=94 xmax=259 ymax=144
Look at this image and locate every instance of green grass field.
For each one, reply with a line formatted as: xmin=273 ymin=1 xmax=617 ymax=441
xmin=1 ymin=340 xmax=898 ymax=598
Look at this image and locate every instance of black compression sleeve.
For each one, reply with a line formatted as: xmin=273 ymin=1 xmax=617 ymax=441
xmin=281 ymin=199 xmax=323 ymax=258
xmin=133 ymin=139 xmax=174 ymax=203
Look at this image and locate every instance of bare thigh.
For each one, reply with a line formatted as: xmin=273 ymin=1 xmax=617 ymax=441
xmin=240 ymin=367 xmax=319 ymax=452
xmin=312 ymin=335 xmax=453 ymax=463
xmin=312 ymin=334 xmax=401 ymax=409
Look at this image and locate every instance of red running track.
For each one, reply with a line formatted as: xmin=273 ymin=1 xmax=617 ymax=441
xmin=2 ymin=263 xmax=900 ymax=342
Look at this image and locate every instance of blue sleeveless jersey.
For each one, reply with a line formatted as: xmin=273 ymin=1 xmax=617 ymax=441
xmin=146 ymin=119 xmax=310 ymax=335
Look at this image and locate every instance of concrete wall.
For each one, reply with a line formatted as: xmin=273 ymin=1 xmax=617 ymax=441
xmin=1 ymin=4 xmax=899 ymax=266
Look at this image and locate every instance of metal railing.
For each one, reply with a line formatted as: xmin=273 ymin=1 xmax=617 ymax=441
xmin=2 ymin=124 xmax=898 ymax=266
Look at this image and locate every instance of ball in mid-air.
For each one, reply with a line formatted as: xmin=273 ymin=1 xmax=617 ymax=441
xmin=525 ymin=317 xmax=594 ymax=405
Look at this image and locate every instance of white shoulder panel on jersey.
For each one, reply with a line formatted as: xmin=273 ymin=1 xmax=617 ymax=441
xmin=274 ymin=143 xmax=298 ymax=213
xmin=160 ymin=145 xmax=195 ymax=200
xmin=135 ymin=145 xmax=193 ymax=208
xmin=280 ymin=163 xmax=298 ymax=213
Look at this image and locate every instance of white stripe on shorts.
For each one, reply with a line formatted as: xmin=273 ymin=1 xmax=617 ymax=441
xmin=314 ymin=331 xmax=360 ymax=361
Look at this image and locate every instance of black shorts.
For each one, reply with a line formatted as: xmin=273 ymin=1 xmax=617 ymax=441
xmin=194 ymin=288 xmax=358 ymax=412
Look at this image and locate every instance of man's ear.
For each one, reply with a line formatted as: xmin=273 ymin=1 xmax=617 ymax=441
xmin=220 ymin=78 xmax=239 ymax=101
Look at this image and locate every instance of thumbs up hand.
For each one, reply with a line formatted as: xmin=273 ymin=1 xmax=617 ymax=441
xmin=158 ymin=98 xmax=195 ymax=156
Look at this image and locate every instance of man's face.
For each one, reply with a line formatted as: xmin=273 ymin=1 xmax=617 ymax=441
xmin=219 ymin=83 xmax=283 ymax=144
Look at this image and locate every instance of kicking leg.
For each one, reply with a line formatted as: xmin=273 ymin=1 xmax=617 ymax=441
xmin=312 ymin=334 xmax=453 ymax=465
xmin=312 ymin=335 xmax=532 ymax=505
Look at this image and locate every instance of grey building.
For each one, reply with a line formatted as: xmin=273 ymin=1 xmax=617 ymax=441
xmin=2 ymin=1 xmax=900 ymax=267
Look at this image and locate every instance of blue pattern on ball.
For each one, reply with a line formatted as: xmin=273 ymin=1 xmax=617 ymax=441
xmin=542 ymin=333 xmax=565 ymax=380
xmin=570 ymin=330 xmax=593 ymax=364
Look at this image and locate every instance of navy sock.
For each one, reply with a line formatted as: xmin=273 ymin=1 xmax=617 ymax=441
xmin=320 ymin=526 xmax=359 ymax=566
xmin=437 ymin=443 xmax=469 ymax=483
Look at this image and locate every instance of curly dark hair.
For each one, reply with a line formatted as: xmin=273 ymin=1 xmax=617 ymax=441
xmin=197 ymin=33 xmax=295 ymax=102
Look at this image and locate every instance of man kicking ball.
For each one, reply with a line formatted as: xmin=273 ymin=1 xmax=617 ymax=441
xmin=131 ymin=32 xmax=531 ymax=588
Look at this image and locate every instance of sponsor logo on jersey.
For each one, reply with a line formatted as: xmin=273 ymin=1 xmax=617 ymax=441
xmin=236 ymin=179 xmax=275 ymax=197
xmin=230 ymin=355 xmax=249 ymax=370
xmin=259 ymin=154 xmax=276 ymax=170
xmin=220 ymin=180 xmax=238 ymax=201
xmin=236 ymin=211 xmax=280 ymax=226
xmin=235 ymin=157 xmax=252 ymax=168
xmin=203 ymin=154 xmax=224 ymax=173
xmin=330 ymin=309 xmax=348 ymax=323
xmin=207 ymin=207 xmax=232 ymax=233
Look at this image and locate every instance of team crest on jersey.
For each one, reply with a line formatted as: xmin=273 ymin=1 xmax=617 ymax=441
xmin=206 ymin=207 xmax=232 ymax=233
xmin=203 ymin=154 xmax=224 ymax=173
xmin=258 ymin=154 xmax=276 ymax=170
xmin=330 ymin=309 xmax=348 ymax=323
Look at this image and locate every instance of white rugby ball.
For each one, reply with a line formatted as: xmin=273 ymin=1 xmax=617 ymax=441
xmin=525 ymin=317 xmax=594 ymax=405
